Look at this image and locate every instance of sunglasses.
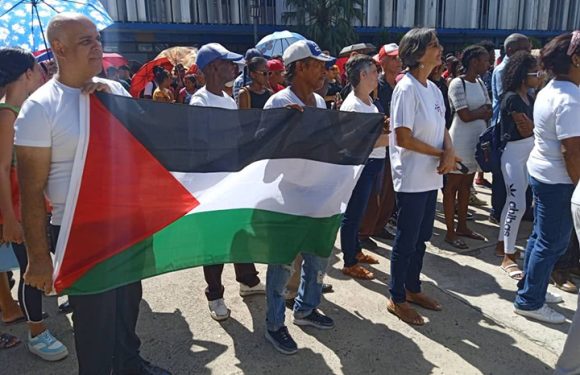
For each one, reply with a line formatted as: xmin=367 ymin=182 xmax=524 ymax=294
xmin=527 ymin=71 xmax=545 ymax=78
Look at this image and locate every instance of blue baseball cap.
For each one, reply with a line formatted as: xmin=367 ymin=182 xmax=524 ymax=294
xmin=283 ymin=40 xmax=335 ymax=65
xmin=196 ymin=43 xmax=244 ymax=70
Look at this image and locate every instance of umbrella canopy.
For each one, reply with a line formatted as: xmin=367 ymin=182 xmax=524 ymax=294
xmin=338 ymin=43 xmax=376 ymax=58
xmin=155 ymin=46 xmax=198 ymax=70
xmin=0 ymin=0 xmax=114 ymax=52
xmin=103 ymin=52 xmax=128 ymax=70
xmin=255 ymin=30 xmax=306 ymax=58
xmin=129 ymin=57 xmax=173 ymax=98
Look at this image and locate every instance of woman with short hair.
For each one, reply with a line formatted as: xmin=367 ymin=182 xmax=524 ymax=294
xmin=388 ymin=28 xmax=459 ymax=325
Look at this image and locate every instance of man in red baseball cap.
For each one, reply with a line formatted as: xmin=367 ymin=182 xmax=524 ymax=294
xmin=267 ymin=59 xmax=285 ymax=93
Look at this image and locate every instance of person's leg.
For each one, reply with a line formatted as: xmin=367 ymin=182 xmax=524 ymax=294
xmin=112 ymin=282 xmax=143 ymax=373
xmin=442 ymin=174 xmax=461 ymax=242
xmin=358 ymin=159 xmax=384 ymax=239
xmin=203 ymin=264 xmax=225 ymax=301
xmin=456 ymin=174 xmax=477 ymax=234
xmin=554 ymin=203 xmax=580 ymax=374
xmin=390 ymin=192 xmax=428 ymax=303
xmin=0 ymin=271 xmax=21 ymax=322
xmin=265 ymin=264 xmax=292 ymax=332
xmin=69 ymin=291 xmax=117 ymax=375
xmin=233 ymin=263 xmax=260 ymax=287
xmin=285 ymin=255 xmax=302 ymax=300
xmin=372 ymin=156 xmax=397 ymax=235
xmin=515 ymin=179 xmax=574 ymax=311
xmin=340 ymin=159 xmax=381 ymax=268
xmin=551 ymin=233 xmax=579 ymax=293
xmin=491 ymin=169 xmax=506 ymax=222
xmin=293 ymin=253 xmax=329 ymax=318
xmin=11 ymin=243 xmax=45 ymax=334
xmin=404 ymin=190 xmax=437 ymax=295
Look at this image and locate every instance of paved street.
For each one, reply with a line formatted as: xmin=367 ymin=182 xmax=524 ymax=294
xmin=1 ymin=187 xmax=575 ymax=374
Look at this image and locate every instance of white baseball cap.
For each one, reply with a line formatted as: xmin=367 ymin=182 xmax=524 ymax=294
xmin=283 ymin=40 xmax=335 ymax=65
xmin=373 ymin=43 xmax=399 ymax=62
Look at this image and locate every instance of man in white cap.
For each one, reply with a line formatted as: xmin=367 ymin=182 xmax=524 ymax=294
xmin=189 ymin=43 xmax=266 ymax=322
xmin=262 ymin=40 xmax=335 ymax=355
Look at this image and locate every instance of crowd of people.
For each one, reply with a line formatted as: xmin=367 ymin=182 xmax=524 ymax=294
xmin=0 ymin=11 xmax=579 ymax=375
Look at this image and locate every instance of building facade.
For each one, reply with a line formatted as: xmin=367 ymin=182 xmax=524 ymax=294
xmin=99 ymin=0 xmax=580 ymax=61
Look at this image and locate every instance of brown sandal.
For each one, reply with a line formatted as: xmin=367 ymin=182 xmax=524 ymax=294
xmin=406 ymin=291 xmax=442 ymax=311
xmin=356 ymin=251 xmax=379 ymax=264
xmin=342 ymin=265 xmax=375 ymax=280
xmin=387 ymin=299 xmax=425 ymax=326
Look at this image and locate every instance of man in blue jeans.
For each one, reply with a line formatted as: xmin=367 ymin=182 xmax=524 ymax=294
xmin=262 ymin=40 xmax=336 ymax=355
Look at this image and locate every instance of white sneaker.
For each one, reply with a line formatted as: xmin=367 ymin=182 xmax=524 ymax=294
xmin=545 ymin=290 xmax=563 ymax=304
xmin=208 ymin=298 xmax=230 ymax=321
xmin=28 ymin=330 xmax=68 ymax=361
xmin=239 ymin=282 xmax=266 ymax=297
xmin=514 ymin=304 xmax=565 ymax=324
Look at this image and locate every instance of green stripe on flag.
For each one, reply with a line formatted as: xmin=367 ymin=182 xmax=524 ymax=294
xmin=65 ymin=208 xmax=341 ymax=295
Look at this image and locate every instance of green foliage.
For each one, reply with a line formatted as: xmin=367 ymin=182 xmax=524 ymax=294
xmin=282 ymin=0 xmax=364 ymax=55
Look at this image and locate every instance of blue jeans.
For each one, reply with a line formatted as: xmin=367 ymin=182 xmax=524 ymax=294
xmin=265 ymin=253 xmax=329 ymax=331
xmin=340 ymin=158 xmax=384 ymax=267
xmin=515 ymin=177 xmax=574 ymax=311
xmin=389 ymin=190 xmax=437 ymax=303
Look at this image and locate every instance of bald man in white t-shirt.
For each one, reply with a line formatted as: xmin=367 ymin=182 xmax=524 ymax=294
xmin=15 ymin=13 xmax=170 ymax=375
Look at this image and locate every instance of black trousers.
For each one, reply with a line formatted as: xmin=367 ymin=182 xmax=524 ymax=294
xmin=203 ymin=263 xmax=259 ymax=301
xmin=51 ymin=225 xmax=143 ymax=375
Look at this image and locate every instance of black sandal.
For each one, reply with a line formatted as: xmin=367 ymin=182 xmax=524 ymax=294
xmin=0 ymin=333 xmax=20 ymax=349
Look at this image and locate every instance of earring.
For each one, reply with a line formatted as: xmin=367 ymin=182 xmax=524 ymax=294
xmin=419 ymin=64 xmax=425 ymax=69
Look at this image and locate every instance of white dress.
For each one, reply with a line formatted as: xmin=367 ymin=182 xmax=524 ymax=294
xmin=448 ymin=77 xmax=490 ymax=174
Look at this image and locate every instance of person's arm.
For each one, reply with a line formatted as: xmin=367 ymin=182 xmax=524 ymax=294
xmin=449 ymin=78 xmax=492 ymax=122
xmin=562 ymin=137 xmax=580 ymax=185
xmin=16 ymin=145 xmax=53 ymax=293
xmin=0 ymin=112 xmax=23 ymax=244
xmin=238 ymin=88 xmax=251 ymax=109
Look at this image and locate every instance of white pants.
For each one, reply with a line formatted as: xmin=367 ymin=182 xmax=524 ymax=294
xmin=554 ymin=202 xmax=580 ymax=375
xmin=498 ymin=137 xmax=534 ymax=254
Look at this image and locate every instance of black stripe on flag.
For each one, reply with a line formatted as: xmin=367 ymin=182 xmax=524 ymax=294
xmin=95 ymin=92 xmax=383 ymax=173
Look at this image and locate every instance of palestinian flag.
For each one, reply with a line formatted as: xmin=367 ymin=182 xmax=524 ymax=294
xmin=53 ymin=92 xmax=383 ymax=295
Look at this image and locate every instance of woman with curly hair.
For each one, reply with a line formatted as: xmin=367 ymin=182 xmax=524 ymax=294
xmin=496 ymin=51 xmax=542 ymax=280
xmin=443 ymin=45 xmax=491 ymax=250
xmin=514 ymin=30 xmax=580 ymax=324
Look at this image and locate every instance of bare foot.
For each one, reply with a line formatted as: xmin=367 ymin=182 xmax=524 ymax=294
xmin=1 ymin=300 xmax=24 ymax=324
xmin=387 ymin=298 xmax=425 ymax=325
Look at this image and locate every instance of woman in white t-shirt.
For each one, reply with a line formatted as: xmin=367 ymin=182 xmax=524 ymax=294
xmin=387 ymin=28 xmax=459 ymax=326
xmin=444 ymin=45 xmax=492 ymax=250
xmin=514 ymin=30 xmax=580 ymax=324
xmin=339 ymin=55 xmax=389 ymax=280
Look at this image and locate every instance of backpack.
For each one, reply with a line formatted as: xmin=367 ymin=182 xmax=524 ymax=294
xmin=474 ymin=92 xmax=515 ymax=172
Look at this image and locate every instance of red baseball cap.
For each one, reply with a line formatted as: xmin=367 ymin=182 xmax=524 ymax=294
xmin=373 ymin=43 xmax=399 ymax=62
xmin=267 ymin=59 xmax=285 ymax=72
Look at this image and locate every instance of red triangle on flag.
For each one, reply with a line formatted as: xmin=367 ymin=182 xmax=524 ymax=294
xmin=54 ymin=95 xmax=199 ymax=292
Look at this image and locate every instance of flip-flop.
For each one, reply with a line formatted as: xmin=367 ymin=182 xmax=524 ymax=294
xmin=0 ymin=333 xmax=20 ymax=349
xmin=457 ymin=231 xmax=486 ymax=241
xmin=444 ymin=238 xmax=469 ymax=250
xmin=501 ymin=264 xmax=523 ymax=280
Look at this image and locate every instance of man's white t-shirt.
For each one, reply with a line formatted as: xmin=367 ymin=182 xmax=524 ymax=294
xmin=189 ymin=86 xmax=237 ymax=109
xmin=14 ymin=77 xmax=130 ymax=225
xmin=527 ymin=80 xmax=580 ymax=185
xmin=389 ymin=73 xmax=446 ymax=193
xmin=572 ymin=183 xmax=580 ymax=206
xmin=264 ymin=87 xmax=326 ymax=109
xmin=340 ymin=92 xmax=385 ymax=159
